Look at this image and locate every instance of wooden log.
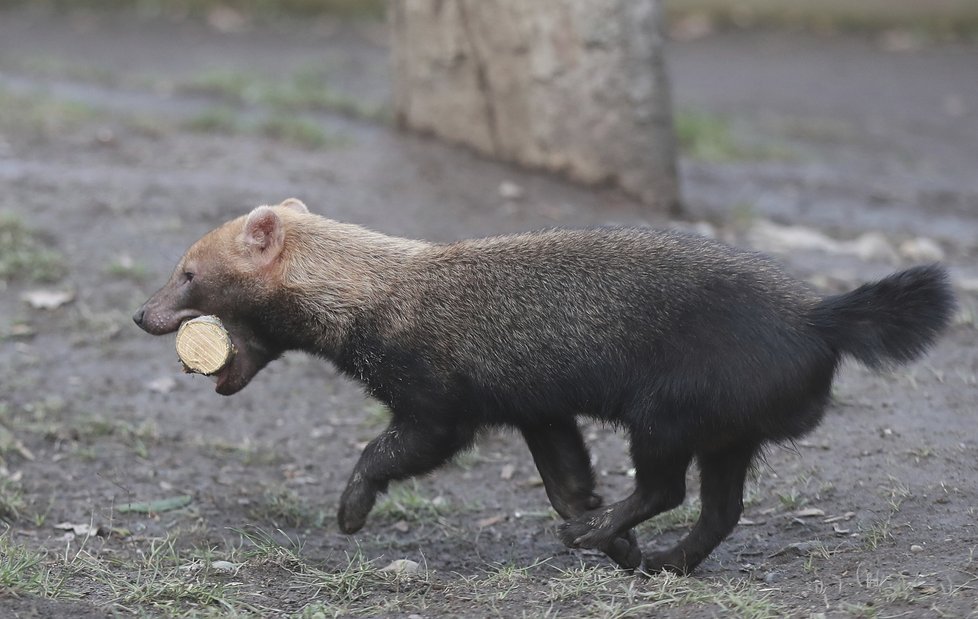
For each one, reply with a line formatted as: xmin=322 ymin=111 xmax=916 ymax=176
xmin=175 ymin=316 xmax=234 ymax=375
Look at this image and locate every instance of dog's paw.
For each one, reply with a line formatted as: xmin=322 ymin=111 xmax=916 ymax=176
xmin=337 ymin=478 xmax=378 ymax=534
xmin=642 ymin=549 xmax=692 ymax=575
xmin=602 ymin=530 xmax=643 ymax=570
xmin=557 ymin=508 xmax=618 ymax=549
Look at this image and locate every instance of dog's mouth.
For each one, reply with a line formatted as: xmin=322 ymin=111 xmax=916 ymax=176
xmin=208 ymin=357 xmax=235 ymax=394
xmin=198 ymin=320 xmax=277 ymax=396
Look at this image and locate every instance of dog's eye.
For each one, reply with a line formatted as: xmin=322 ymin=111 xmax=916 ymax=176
xmin=184 ymin=271 xmax=195 ymax=283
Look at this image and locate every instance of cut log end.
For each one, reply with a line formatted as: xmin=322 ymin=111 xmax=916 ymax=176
xmin=176 ymin=316 xmax=234 ymax=375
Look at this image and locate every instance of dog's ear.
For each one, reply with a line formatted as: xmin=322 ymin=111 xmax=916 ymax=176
xmin=242 ymin=206 xmax=285 ymax=268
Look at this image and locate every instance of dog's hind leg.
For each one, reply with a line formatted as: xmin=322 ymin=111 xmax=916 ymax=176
xmin=522 ymin=419 xmax=642 ymax=569
xmin=644 ymin=441 xmax=758 ymax=575
xmin=557 ymin=431 xmax=693 ymax=564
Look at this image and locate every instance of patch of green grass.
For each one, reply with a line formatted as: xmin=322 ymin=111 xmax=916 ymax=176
xmin=361 ymin=401 xmax=391 ymax=429
xmin=373 ymin=481 xmax=449 ymax=523
xmin=234 ymin=526 xmax=306 ymax=570
xmin=237 ymin=526 xmax=429 ymax=617
xmin=182 ymin=104 xmax=348 ymax=149
xmin=953 ymin=299 xmax=976 ymax=329
xmin=72 ymin=445 xmax=100 ymax=462
xmin=452 ymin=559 xmax=550 ymax=604
xmin=777 ymin=487 xmax=807 ymax=510
xmin=778 ymin=117 xmax=857 ymax=144
xmin=639 ymin=499 xmax=700 ymax=535
xmin=862 ymin=517 xmax=894 ymax=550
xmin=0 ymin=88 xmax=99 ymax=137
xmin=0 ymin=213 xmax=68 ymax=284
xmin=203 ymin=437 xmax=284 ymax=466
xmin=259 ymin=116 xmax=345 ymax=149
xmin=123 ymin=114 xmax=171 ymax=139
xmin=854 ymin=566 xmax=944 ymax=608
xmin=105 ymin=256 xmax=150 ymax=282
xmin=665 ymin=0 xmax=978 ymax=39
xmin=0 ymin=534 xmax=77 ymax=599
xmin=177 ymin=67 xmax=387 ymax=121
xmin=730 ymin=201 xmax=759 ymax=231
xmin=293 ymin=550 xmax=412 ymax=616
xmin=183 ymin=106 xmax=242 ymax=134
xmin=5 ymin=56 xmax=118 ymax=87
xmin=676 ymin=109 xmax=740 ymax=161
xmin=0 ymin=477 xmax=26 ymax=522
xmin=180 ymin=71 xmax=258 ymax=103
xmin=72 ymin=537 xmax=252 ymax=615
xmin=69 ymin=415 xmax=158 ymax=442
xmin=803 ymin=540 xmax=834 ymax=573
xmin=248 ymin=488 xmax=324 ymax=529
xmin=13 ymin=0 xmax=387 ymax=20
xmin=265 ymin=68 xmax=388 ymax=121
xmin=675 ymin=109 xmax=791 ymax=162
xmin=449 ymin=444 xmax=484 ymax=470
xmin=39 ymin=413 xmax=159 ymax=459
xmin=546 ymin=564 xmax=791 ymax=618
xmin=881 ymin=476 xmax=912 ymax=512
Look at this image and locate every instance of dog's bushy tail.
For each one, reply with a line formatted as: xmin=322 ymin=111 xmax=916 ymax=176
xmin=810 ymin=265 xmax=955 ymax=369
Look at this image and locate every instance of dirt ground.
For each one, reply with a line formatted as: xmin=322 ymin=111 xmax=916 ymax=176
xmin=1 ymin=7 xmax=977 ymax=618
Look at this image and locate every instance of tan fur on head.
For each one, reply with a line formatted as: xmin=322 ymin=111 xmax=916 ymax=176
xmin=276 ymin=212 xmax=430 ymax=351
xmin=193 ymin=200 xmax=428 ymax=355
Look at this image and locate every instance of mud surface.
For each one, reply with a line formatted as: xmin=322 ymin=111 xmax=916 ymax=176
xmin=1 ymin=9 xmax=976 ymax=618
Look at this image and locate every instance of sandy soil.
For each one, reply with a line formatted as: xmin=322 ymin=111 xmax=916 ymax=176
xmin=1 ymin=8 xmax=976 ymax=618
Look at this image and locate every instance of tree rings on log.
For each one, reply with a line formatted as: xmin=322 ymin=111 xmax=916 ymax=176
xmin=175 ymin=316 xmax=234 ymax=375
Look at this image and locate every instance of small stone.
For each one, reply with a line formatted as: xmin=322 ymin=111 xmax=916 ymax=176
xmin=910 ymin=544 xmax=924 ymax=553
xmin=147 ymin=376 xmax=177 ymax=394
xmin=500 ymin=464 xmax=516 ymax=480
xmin=879 ymin=29 xmax=922 ymax=53
xmin=791 ymin=507 xmax=825 ymax=518
xmin=8 ymin=323 xmax=35 ymax=338
xmin=956 ymin=278 xmax=978 ymax=293
xmin=96 ymin=127 xmax=115 ymax=144
xmin=748 ymin=220 xmax=841 ymax=255
xmin=850 ymin=232 xmax=898 ymax=263
xmin=690 ymin=221 xmax=717 ymax=239
xmin=476 ymin=514 xmax=506 ymax=528
xmin=207 ymin=5 xmax=249 ymax=33
xmin=498 ymin=181 xmax=525 ymax=201
xmin=379 ymin=559 xmax=420 ymax=575
xmin=54 ymin=522 xmax=101 ymax=537
xmin=210 ymin=560 xmax=238 ymax=573
xmin=670 ymin=12 xmax=714 ymax=41
xmin=899 ymin=237 xmax=945 ymax=262
xmin=21 ymin=289 xmax=75 ymax=310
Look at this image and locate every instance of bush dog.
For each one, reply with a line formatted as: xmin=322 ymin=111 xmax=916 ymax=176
xmin=134 ymin=199 xmax=954 ymax=574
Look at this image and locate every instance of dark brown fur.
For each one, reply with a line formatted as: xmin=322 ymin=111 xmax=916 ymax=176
xmin=135 ymin=200 xmax=955 ymax=574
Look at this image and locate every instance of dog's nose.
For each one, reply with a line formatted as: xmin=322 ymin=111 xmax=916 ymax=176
xmin=133 ymin=307 xmax=145 ymax=326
